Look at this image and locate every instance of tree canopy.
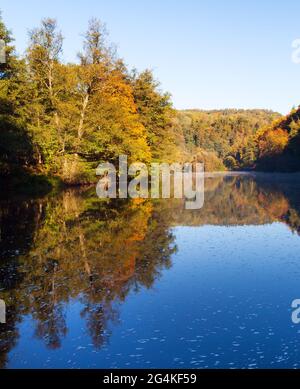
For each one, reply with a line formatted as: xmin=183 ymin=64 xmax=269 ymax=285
xmin=0 ymin=15 xmax=178 ymax=185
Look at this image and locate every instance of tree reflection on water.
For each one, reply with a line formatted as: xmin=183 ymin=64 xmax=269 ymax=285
xmin=0 ymin=174 xmax=300 ymax=368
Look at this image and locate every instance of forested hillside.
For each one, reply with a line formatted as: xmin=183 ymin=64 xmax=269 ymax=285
xmin=173 ymin=109 xmax=281 ymax=170
xmin=255 ymin=107 xmax=300 ymax=172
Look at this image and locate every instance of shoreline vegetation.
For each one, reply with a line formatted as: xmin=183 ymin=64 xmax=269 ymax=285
xmin=1 ymin=14 xmax=300 ymax=196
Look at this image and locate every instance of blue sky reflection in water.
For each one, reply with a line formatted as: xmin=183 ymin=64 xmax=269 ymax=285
xmin=1 ymin=174 xmax=300 ymax=368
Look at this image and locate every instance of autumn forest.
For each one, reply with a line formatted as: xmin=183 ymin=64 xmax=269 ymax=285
xmin=1 ymin=14 xmax=300 ymax=192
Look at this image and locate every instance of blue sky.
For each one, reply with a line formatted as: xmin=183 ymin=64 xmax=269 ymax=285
xmin=1 ymin=0 xmax=300 ymax=114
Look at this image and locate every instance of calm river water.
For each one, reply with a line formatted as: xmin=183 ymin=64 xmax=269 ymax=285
xmin=1 ymin=173 xmax=300 ymax=368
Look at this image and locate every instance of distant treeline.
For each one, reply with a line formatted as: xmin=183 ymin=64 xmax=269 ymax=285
xmin=1 ymin=13 xmax=300 ymax=190
xmin=173 ymin=109 xmax=282 ymax=170
xmin=174 ymin=107 xmax=300 ymax=172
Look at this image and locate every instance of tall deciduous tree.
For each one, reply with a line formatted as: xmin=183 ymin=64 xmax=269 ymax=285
xmin=130 ymin=70 xmax=180 ymax=162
